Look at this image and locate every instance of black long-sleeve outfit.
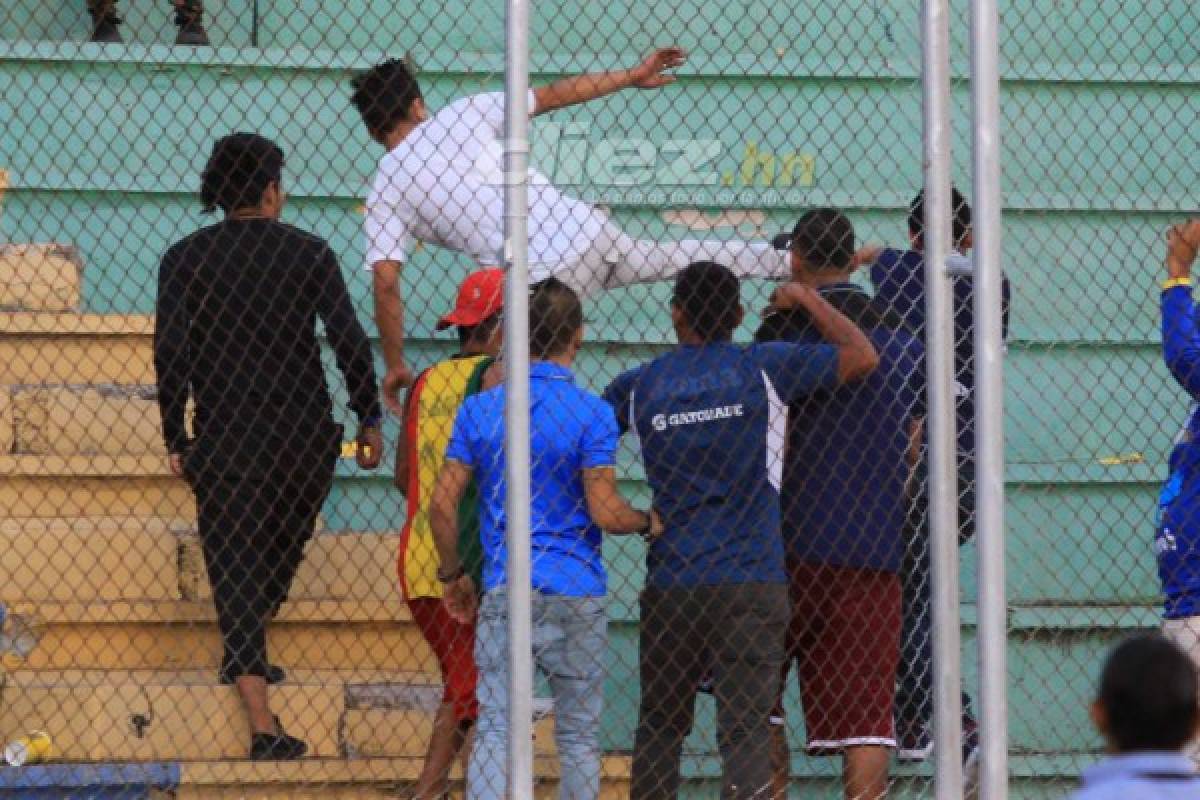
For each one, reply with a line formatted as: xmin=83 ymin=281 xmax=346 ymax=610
xmin=153 ymin=218 xmax=380 ymax=679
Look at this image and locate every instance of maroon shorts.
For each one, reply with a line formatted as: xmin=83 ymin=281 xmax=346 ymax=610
xmin=775 ymin=562 xmax=901 ymax=753
xmin=408 ymin=597 xmax=479 ymax=722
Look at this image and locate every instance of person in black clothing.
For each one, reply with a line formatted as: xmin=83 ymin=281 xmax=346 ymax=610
xmin=154 ymin=133 xmax=383 ymax=760
xmin=86 ymin=1 xmax=208 ymax=45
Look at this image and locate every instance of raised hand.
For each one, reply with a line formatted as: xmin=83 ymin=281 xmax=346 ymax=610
xmin=1167 ymin=220 xmax=1200 ymax=280
xmin=630 ymin=47 xmax=686 ymax=89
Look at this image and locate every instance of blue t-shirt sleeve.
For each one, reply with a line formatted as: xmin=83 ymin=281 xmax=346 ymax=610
xmin=581 ymin=399 xmax=619 ymax=469
xmin=1163 ymin=286 xmax=1200 ymax=400
xmin=752 ymin=341 xmax=840 ymax=403
xmin=444 ymin=401 xmax=477 ymax=467
xmin=602 ymin=368 xmax=637 ymax=435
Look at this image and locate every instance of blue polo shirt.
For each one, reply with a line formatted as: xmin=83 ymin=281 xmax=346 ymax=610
xmin=870 ymin=248 xmax=1010 ymax=461
xmin=1070 ymin=752 xmax=1200 ymax=799
xmin=445 ymin=361 xmax=617 ymax=597
xmin=756 ymin=285 xmax=924 ymax=573
xmin=604 ymin=341 xmax=838 ymax=588
xmin=1158 ymin=286 xmax=1200 ymax=618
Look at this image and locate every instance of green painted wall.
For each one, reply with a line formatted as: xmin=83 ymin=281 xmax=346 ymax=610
xmin=3 ymin=1 xmax=1198 ymax=787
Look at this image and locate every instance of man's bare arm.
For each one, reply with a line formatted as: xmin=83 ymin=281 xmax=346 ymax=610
xmin=533 ymin=47 xmax=685 ymax=116
xmin=371 ymin=260 xmax=413 ymax=415
xmin=582 ymin=466 xmax=657 ymax=534
xmin=430 ymin=459 xmax=472 ymax=573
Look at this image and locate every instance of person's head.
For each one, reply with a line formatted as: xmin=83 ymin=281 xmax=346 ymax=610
xmin=350 ymin=58 xmax=428 ymax=145
xmin=200 ymin=133 xmax=285 ymax=217
xmin=1090 ymin=634 xmax=1200 ymax=754
xmin=529 ymin=277 xmax=584 ymax=362
xmin=908 ymin=186 xmax=973 ymax=253
xmin=776 ymin=208 xmax=856 ymax=283
xmin=670 ymin=261 xmax=743 ymax=344
xmin=437 ymin=269 xmax=505 ymax=356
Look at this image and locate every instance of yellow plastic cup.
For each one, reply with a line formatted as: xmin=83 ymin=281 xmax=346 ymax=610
xmin=4 ymin=731 xmax=52 ymax=766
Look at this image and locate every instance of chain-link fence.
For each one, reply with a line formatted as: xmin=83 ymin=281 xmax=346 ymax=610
xmin=1 ymin=1 xmax=1198 ymax=799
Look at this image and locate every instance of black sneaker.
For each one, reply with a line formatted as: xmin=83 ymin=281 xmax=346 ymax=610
xmin=250 ymin=730 xmax=307 ymax=761
xmin=896 ymin=720 xmax=933 ymax=762
xmin=219 ymin=664 xmax=286 ymax=686
xmin=89 ymin=14 xmax=123 ymax=43
xmin=175 ymin=20 xmax=210 ymax=46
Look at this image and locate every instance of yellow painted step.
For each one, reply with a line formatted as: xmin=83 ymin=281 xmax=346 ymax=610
xmin=0 ymin=681 xmax=342 ymax=761
xmin=0 ymin=516 xmax=397 ymax=607
xmin=344 ymin=708 xmax=558 ymax=759
xmin=9 ymin=384 xmax=164 ymax=456
xmin=0 ymin=454 xmax=193 ymax=518
xmin=181 ymin=532 xmax=400 ymax=605
xmin=6 ymin=599 xmax=435 ymax=674
xmin=0 ymin=244 xmax=82 ymax=312
xmin=0 ymin=314 xmax=153 ymax=384
xmin=175 ymin=757 xmax=632 ymax=800
xmin=0 ymin=517 xmax=184 ymax=603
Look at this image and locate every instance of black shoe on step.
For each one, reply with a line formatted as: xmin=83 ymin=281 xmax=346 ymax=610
xmin=219 ymin=664 xmax=286 ymax=686
xmin=250 ymin=730 xmax=307 ymax=761
xmin=89 ymin=16 xmax=123 ymax=43
xmin=175 ymin=20 xmax=210 ymax=45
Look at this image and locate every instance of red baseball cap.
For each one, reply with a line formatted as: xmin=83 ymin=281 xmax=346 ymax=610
xmin=436 ymin=268 xmax=505 ymax=330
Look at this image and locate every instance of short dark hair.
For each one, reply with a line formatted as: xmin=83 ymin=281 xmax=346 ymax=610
xmin=457 ymin=311 xmax=502 ymax=350
xmin=200 ymin=133 xmax=284 ymax=214
xmin=909 ymin=186 xmax=972 ymax=249
xmin=350 ymin=58 xmax=424 ymax=140
xmin=790 ymin=208 xmax=855 ymax=271
xmin=1097 ymin=634 xmax=1199 ymax=753
xmin=529 ymin=278 xmax=583 ymax=359
xmin=672 ymin=261 xmax=741 ymax=342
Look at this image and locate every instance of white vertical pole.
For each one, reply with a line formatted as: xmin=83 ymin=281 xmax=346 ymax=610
xmin=920 ymin=1 xmax=965 ymax=798
xmin=503 ymin=0 xmax=534 ymax=795
xmin=969 ymin=0 xmax=1009 ymax=797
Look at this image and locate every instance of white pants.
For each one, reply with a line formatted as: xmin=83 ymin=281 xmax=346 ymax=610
xmin=1162 ymin=616 xmax=1200 ymax=764
xmin=539 ymin=220 xmax=789 ymax=298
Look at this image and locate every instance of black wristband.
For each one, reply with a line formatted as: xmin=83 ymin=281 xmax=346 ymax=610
xmin=437 ymin=564 xmax=465 ymax=583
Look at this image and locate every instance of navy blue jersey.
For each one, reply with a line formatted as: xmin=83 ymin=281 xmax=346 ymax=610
xmin=604 ymin=341 xmax=838 ymax=588
xmin=870 ymin=248 xmax=1010 ymax=460
xmin=1158 ymin=286 xmax=1200 ymax=618
xmin=756 ymin=284 xmax=924 ymax=573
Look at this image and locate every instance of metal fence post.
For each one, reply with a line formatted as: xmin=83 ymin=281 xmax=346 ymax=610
xmin=921 ymin=0 xmax=965 ymax=796
xmin=970 ymin=0 xmax=1009 ymax=796
xmin=503 ymin=0 xmax=534 ymax=794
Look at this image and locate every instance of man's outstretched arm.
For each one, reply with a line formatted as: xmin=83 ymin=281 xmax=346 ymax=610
xmin=532 ymin=47 xmax=685 ymax=116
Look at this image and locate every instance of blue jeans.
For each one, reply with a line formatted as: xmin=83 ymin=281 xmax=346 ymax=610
xmin=468 ymin=588 xmax=607 ymax=800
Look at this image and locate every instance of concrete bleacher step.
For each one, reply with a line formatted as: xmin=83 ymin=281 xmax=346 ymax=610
xmin=175 ymin=757 xmax=633 ymax=800
xmin=1 ymin=518 xmax=399 ymax=606
xmin=4 ymin=598 xmax=430 ymax=674
xmin=0 ymin=244 xmax=82 ymax=313
xmin=7 ymin=383 xmax=163 ymax=456
xmin=0 ymin=454 xmax=189 ymax=518
xmin=0 ymin=313 xmax=153 ymax=384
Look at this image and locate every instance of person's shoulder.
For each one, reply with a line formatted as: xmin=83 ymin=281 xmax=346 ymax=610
xmin=755 ymin=309 xmax=816 ymax=343
xmin=272 ymin=221 xmax=330 ymax=249
xmin=165 ymin=222 xmax=222 ymax=257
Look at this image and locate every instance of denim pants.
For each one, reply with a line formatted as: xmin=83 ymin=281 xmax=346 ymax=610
xmin=468 ymin=588 xmax=607 ymax=800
